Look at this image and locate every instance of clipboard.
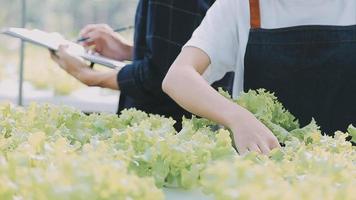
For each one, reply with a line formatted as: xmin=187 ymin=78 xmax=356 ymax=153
xmin=2 ymin=27 xmax=127 ymax=69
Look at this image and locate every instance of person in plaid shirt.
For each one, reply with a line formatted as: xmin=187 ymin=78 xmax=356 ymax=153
xmin=51 ymin=0 xmax=233 ymax=127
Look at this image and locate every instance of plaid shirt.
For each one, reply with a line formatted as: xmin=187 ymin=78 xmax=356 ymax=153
xmin=117 ymin=0 xmax=218 ymax=124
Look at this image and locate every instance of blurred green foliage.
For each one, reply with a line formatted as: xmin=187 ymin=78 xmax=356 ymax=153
xmin=0 ymin=0 xmax=138 ymax=37
xmin=0 ymin=0 xmax=137 ymax=95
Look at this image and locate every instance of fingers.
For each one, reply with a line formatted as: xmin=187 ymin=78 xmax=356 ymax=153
xmin=49 ymin=45 xmax=70 ymax=69
xmin=258 ymin=143 xmax=270 ymax=155
xmin=81 ymin=30 xmax=102 ymax=47
xmin=237 ymin=143 xmax=261 ymax=156
xmin=240 ymin=142 xmax=276 ymax=156
xmin=237 ymin=146 xmax=249 ymax=156
xmin=49 ymin=49 xmax=58 ymax=60
xmin=79 ymin=24 xmax=95 ymax=36
xmin=80 ymin=24 xmax=112 ymax=40
xmin=234 ymin=133 xmax=281 ymax=156
xmin=80 ymin=24 xmax=111 ymax=35
xmin=80 ymin=24 xmax=101 ymax=36
xmin=80 ymin=29 xmax=109 ymax=52
xmin=82 ymin=40 xmax=96 ymax=47
xmin=268 ymin=135 xmax=281 ymax=150
xmin=261 ymin=124 xmax=281 ymax=150
xmin=238 ymin=144 xmax=271 ymax=156
xmin=80 ymin=31 xmax=108 ymax=55
xmin=232 ymin=112 xmax=282 ymax=156
xmin=56 ymin=45 xmax=70 ymax=58
xmin=247 ymin=144 xmax=262 ymax=154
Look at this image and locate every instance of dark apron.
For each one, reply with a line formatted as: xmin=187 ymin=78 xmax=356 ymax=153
xmin=244 ymin=0 xmax=356 ymax=134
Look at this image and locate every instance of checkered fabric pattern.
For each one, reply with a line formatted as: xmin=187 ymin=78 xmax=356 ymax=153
xmin=117 ymin=0 xmax=215 ymax=123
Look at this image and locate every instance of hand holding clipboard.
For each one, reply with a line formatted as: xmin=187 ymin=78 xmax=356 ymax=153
xmin=2 ymin=27 xmax=129 ymax=69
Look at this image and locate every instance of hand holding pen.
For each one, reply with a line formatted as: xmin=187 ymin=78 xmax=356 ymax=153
xmin=77 ymin=24 xmax=134 ymax=61
xmin=77 ymin=25 xmax=134 ymax=43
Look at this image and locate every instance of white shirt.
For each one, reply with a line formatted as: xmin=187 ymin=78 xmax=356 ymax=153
xmin=185 ymin=0 xmax=356 ymax=98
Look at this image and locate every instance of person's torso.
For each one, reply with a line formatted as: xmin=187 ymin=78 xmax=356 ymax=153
xmin=119 ymin=0 xmax=216 ymax=125
xmin=243 ymin=0 xmax=356 ymax=134
xmin=231 ymin=0 xmax=356 ymax=96
xmin=133 ymin=0 xmax=215 ymax=61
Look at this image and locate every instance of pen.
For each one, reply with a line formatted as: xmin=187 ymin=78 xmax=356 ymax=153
xmin=76 ymin=25 xmax=134 ymax=43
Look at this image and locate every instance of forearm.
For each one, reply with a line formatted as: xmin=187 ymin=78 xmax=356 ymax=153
xmin=114 ymin=34 xmax=133 ymax=61
xmin=163 ymin=65 xmax=250 ymax=130
xmin=123 ymin=44 xmax=133 ymax=61
xmin=74 ymin=68 xmax=119 ymax=90
xmin=52 ymin=45 xmax=121 ymax=90
xmin=98 ymin=39 xmax=133 ymax=62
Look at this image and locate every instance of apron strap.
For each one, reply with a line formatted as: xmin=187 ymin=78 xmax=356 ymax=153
xmin=249 ymin=0 xmax=261 ymax=29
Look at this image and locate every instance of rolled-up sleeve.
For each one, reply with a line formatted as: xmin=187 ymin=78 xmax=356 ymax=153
xmin=117 ymin=57 xmax=161 ymax=101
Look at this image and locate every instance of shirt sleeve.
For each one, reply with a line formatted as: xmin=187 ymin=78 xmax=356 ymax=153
xmin=184 ymin=0 xmax=239 ymax=84
xmin=117 ymin=0 xmax=215 ymax=102
xmin=117 ymin=57 xmax=164 ymax=102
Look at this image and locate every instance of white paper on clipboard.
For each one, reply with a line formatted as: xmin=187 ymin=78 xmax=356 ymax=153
xmin=2 ymin=27 xmax=127 ymax=69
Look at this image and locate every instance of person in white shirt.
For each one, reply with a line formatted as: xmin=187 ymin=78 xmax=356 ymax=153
xmin=162 ymin=0 xmax=356 ymax=154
